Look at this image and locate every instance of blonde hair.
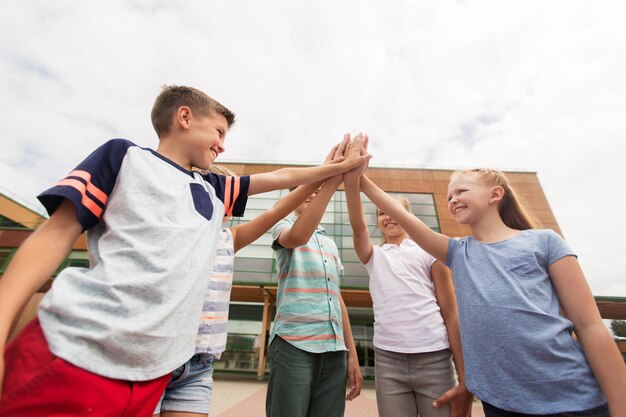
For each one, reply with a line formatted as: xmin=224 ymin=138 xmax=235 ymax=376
xmin=452 ymin=168 xmax=537 ymax=230
xmin=206 ymin=164 xmax=236 ymax=176
xmin=377 ymin=195 xmax=412 ymax=244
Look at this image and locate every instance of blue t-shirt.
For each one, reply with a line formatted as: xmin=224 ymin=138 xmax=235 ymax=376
xmin=446 ymin=229 xmax=606 ymax=414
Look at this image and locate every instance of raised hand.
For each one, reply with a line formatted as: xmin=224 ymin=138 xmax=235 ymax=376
xmin=324 ymin=134 xmax=350 ymax=165
xmin=343 ymin=133 xmax=372 ymax=169
xmin=344 ymin=134 xmax=369 ymax=187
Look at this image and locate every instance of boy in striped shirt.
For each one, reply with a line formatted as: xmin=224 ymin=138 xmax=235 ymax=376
xmin=266 ymin=134 xmax=365 ymax=417
xmin=155 ymin=138 xmax=355 ymax=416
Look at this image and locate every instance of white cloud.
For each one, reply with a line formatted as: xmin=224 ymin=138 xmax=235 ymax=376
xmin=1 ymin=0 xmax=625 ymax=295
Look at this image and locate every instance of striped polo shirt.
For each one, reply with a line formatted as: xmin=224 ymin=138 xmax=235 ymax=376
xmin=270 ymin=218 xmax=347 ymax=353
xmin=196 ymin=228 xmax=234 ymax=359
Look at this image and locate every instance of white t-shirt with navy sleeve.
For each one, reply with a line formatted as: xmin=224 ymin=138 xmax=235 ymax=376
xmin=446 ymin=229 xmax=606 ymax=414
xmin=36 ymin=139 xmax=249 ymax=381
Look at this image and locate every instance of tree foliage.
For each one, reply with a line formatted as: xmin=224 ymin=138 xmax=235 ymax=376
xmin=611 ymin=320 xmax=626 ymax=338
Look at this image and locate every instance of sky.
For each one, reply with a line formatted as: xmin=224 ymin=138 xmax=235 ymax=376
xmin=1 ymin=1 xmax=625 ymax=296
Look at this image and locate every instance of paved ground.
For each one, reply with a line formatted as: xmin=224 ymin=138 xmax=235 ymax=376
xmin=211 ymin=375 xmax=485 ymax=417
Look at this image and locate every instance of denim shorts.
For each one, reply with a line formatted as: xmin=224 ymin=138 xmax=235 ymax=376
xmin=154 ymin=353 xmax=215 ymax=414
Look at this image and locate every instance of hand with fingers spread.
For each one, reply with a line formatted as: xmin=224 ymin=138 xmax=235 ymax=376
xmin=342 ymin=132 xmax=372 ymax=171
xmin=344 ymin=134 xmax=369 ymax=188
xmin=323 ymin=134 xmax=350 ymax=166
xmin=324 ymin=134 xmax=351 ymax=186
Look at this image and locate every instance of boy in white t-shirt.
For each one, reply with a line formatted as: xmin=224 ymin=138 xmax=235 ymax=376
xmin=0 ymin=85 xmax=370 ymax=416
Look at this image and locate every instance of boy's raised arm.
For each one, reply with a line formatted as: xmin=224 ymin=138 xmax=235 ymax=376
xmin=231 ymin=182 xmax=320 ymax=252
xmin=231 ymin=140 xmax=348 ymax=252
xmin=275 ymin=173 xmax=342 ymax=249
xmin=0 ymin=199 xmax=82 ymax=393
xmin=246 ymin=134 xmax=371 ymax=195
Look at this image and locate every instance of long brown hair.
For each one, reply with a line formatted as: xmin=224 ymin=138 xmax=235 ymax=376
xmin=377 ymin=195 xmax=412 ymax=244
xmin=452 ymin=168 xmax=538 ymax=230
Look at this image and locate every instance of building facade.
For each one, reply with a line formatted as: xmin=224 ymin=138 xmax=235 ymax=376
xmin=2 ymin=165 xmax=624 ymax=378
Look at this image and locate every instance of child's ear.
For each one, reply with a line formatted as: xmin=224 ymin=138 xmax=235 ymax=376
xmin=177 ymin=106 xmax=192 ymax=129
xmin=489 ymin=186 xmax=505 ymax=204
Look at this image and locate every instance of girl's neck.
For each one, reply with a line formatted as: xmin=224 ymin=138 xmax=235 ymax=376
xmin=469 ymin=212 xmax=519 ymax=243
xmin=385 ymin=232 xmax=409 ymax=246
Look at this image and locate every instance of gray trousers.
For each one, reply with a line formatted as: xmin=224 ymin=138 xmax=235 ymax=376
xmin=375 ymin=347 xmax=455 ymax=417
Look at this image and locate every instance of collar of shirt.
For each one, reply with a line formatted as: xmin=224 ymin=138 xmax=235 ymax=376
xmin=381 ymin=238 xmax=416 ymax=251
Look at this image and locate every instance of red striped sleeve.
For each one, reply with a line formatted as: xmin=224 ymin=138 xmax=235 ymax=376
xmin=55 ymin=178 xmax=105 ymax=218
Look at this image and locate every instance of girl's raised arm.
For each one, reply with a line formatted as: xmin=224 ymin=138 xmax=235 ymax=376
xmin=549 ymin=256 xmax=626 ymax=417
xmin=360 ymin=175 xmax=449 ymax=263
xmin=344 ymin=167 xmax=373 ymax=265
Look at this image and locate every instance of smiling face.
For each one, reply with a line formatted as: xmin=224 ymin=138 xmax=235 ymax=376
xmin=447 ymin=172 xmax=494 ymax=225
xmin=377 ymin=196 xmax=411 ymax=243
xmin=377 ymin=209 xmax=406 ymax=240
xmin=186 ymin=111 xmax=228 ymax=170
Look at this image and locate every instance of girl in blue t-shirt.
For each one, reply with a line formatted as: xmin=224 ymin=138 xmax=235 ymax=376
xmin=351 ymin=163 xmax=625 ymax=417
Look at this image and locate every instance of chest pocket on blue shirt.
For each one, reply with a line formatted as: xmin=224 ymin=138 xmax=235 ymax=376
xmin=507 ymin=255 xmax=542 ymax=277
xmin=190 ymin=183 xmax=214 ymax=221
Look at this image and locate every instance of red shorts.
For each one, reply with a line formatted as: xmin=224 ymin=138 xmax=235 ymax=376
xmin=1 ymin=319 xmax=171 ymax=417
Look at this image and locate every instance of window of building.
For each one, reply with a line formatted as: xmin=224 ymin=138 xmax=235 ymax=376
xmin=216 ymin=310 xmax=264 ymax=373
xmin=225 ymin=189 xmax=440 ymax=288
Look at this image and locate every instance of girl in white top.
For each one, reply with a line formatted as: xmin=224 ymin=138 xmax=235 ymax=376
xmin=344 ymin=163 xmax=473 ymax=417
